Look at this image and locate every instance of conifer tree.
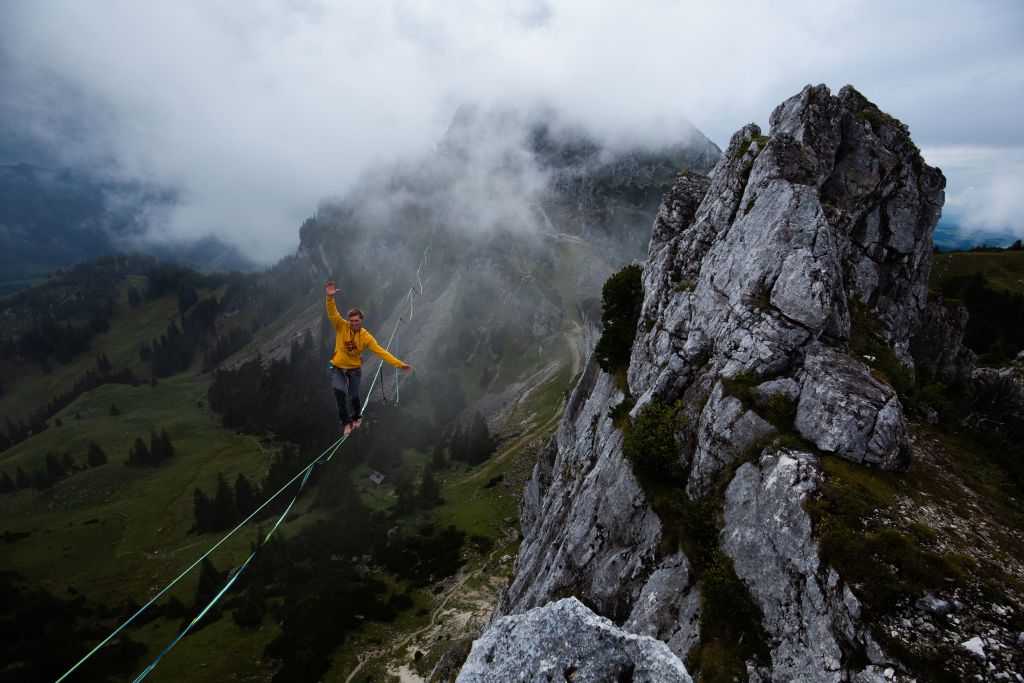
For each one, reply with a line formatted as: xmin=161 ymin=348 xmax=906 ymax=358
xmin=0 ymin=471 xmax=14 ymax=493
xmin=193 ymin=558 xmax=224 ymax=612
xmin=431 ymin=441 xmax=446 ymax=470
xmin=96 ymin=353 xmax=112 ymax=374
xmin=393 ymin=479 xmax=417 ymax=516
xmin=232 ymin=583 xmax=266 ymax=628
xmin=233 ymin=473 xmax=256 ymax=518
xmin=160 ymin=429 xmax=175 ymax=459
xmin=87 ymin=441 xmax=108 ymax=467
xmin=192 ymin=488 xmax=212 ymax=532
xmin=418 ymin=466 xmax=440 ymax=507
xmin=31 ymin=469 xmax=52 ymax=490
xmin=45 ymin=453 xmax=66 ymax=481
xmin=128 ymin=437 xmax=150 ymax=466
xmin=61 ymin=452 xmax=75 ymax=472
xmin=211 ymin=473 xmax=235 ymax=530
xmin=450 ymin=424 xmax=467 ymax=462
xmin=149 ymin=430 xmax=164 ymax=463
xmin=163 ymin=595 xmax=188 ymax=619
xmin=467 ymin=412 xmax=494 ymax=465
xmin=15 ymin=467 xmax=30 ymax=489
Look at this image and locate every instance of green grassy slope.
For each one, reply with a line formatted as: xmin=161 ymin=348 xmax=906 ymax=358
xmin=0 ymin=250 xmax=587 ymax=682
xmin=931 ymin=249 xmax=1024 ymax=295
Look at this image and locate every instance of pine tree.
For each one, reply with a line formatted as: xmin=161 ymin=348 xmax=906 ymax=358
xmin=393 ymin=479 xmax=417 ymax=516
xmin=163 ymin=595 xmax=188 ymax=619
xmin=193 ymin=558 xmax=224 ymax=610
xmin=31 ymin=469 xmax=52 ymax=490
xmin=211 ymin=473 xmax=235 ymax=531
xmin=45 ymin=453 xmax=66 ymax=481
xmin=468 ymin=412 xmax=495 ymax=465
xmin=418 ymin=467 xmax=440 ymax=508
xmin=450 ymin=424 xmax=467 ymax=462
xmin=15 ymin=467 xmax=30 ymax=489
xmin=96 ymin=353 xmax=112 ymax=374
xmin=149 ymin=430 xmax=164 ymax=464
xmin=87 ymin=441 xmax=108 ymax=467
xmin=0 ymin=471 xmax=14 ymax=493
xmin=431 ymin=441 xmax=447 ymax=470
xmin=109 ymin=404 xmax=121 ymax=417
xmin=232 ymin=584 xmax=266 ymax=628
xmin=192 ymin=488 xmax=212 ymax=532
xmin=160 ymin=430 xmax=175 ymax=460
xmin=61 ymin=452 xmax=75 ymax=472
xmin=128 ymin=437 xmax=150 ymax=466
xmin=233 ymin=473 xmax=256 ymax=518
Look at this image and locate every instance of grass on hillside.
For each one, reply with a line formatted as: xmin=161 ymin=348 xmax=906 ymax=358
xmin=930 ymin=249 xmax=1024 ymax=295
xmin=805 ymin=427 xmax=1024 ymax=680
xmin=0 ymin=277 xmax=217 ymax=424
xmin=1 ymin=249 xmax=585 ymax=682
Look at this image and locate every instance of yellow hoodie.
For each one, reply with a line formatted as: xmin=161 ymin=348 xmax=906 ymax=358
xmin=326 ymin=297 xmax=404 ymax=370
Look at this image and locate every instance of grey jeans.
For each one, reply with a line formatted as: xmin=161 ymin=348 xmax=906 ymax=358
xmin=328 ymin=363 xmax=362 ymax=424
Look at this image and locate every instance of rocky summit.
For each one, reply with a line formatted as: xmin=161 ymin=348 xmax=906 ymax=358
xmin=462 ymin=84 xmax=972 ymax=681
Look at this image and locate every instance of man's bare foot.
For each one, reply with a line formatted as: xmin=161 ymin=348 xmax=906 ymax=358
xmin=343 ymin=423 xmax=352 ymax=436
xmin=352 ymin=418 xmax=362 ymax=430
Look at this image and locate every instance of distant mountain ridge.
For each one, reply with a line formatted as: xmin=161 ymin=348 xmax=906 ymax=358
xmin=0 ymin=162 xmax=252 ymax=295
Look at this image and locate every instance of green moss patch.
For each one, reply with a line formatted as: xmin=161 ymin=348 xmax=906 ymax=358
xmin=848 ymin=300 xmax=914 ymax=395
xmin=621 ymin=400 xmax=770 ymax=682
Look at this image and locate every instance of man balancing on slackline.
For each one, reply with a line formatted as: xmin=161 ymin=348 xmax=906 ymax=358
xmin=325 ymin=281 xmax=412 ymax=435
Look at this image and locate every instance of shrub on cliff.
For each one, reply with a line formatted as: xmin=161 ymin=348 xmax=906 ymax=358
xmin=595 ymin=264 xmax=644 ymax=374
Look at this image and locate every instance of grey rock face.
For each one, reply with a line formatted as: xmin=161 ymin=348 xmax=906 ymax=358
xmin=973 ymin=352 xmax=1024 ymax=420
xmin=495 ymin=358 xmax=666 ymax=622
xmin=631 ymin=84 xmax=943 ymax=479
xmin=480 ymin=84 xmax=951 ymax=682
xmin=686 ymin=383 xmax=776 ymax=499
xmin=723 ymin=451 xmax=884 ymax=682
xmin=795 ymin=345 xmax=910 ymax=469
xmin=458 ymin=598 xmax=693 ymax=683
xmin=910 ymin=298 xmax=976 ymax=382
xmin=625 ymin=552 xmax=701 ymax=658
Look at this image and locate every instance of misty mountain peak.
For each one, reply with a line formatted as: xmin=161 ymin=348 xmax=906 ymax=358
xmin=474 ymin=83 xmax=983 ymax=681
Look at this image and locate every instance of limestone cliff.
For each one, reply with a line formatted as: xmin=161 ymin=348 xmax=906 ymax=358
xmin=468 ymin=85 xmax=963 ymax=682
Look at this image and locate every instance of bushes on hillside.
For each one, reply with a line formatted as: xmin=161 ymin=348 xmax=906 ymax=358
xmin=126 ymin=429 xmax=175 ymax=467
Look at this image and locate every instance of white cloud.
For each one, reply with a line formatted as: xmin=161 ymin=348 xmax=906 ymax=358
xmin=2 ymin=0 xmax=1023 ymax=261
xmin=923 ymin=146 xmax=1024 ymax=237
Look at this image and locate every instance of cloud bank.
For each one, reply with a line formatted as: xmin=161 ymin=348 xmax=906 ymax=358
xmin=924 ymin=146 xmax=1024 ymax=238
xmin=2 ymin=0 xmax=1022 ymax=262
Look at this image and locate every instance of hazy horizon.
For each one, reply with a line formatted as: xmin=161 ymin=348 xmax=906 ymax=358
xmin=2 ymin=1 xmax=1023 ymax=264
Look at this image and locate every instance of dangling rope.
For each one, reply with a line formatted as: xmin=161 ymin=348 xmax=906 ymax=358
xmin=57 ymin=223 xmax=439 ymax=683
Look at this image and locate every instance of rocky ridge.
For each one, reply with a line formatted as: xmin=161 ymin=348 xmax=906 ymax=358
xmin=466 ymin=85 xmax=986 ymax=681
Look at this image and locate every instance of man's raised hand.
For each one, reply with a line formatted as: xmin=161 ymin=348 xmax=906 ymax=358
xmin=325 ymin=281 xmax=339 ymax=297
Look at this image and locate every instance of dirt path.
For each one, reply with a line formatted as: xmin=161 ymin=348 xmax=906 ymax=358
xmin=466 ymin=323 xmax=582 ymax=484
xmin=343 ymin=534 xmax=513 ymax=683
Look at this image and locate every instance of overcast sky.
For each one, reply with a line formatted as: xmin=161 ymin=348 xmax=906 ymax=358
xmin=2 ymin=0 xmax=1022 ymax=262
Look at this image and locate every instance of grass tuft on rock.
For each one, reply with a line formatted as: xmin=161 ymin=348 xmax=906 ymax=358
xmin=621 ymin=399 xmax=770 ymax=681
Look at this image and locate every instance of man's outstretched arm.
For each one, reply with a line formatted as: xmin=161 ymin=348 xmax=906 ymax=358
xmin=325 ymin=281 xmax=345 ymax=330
xmin=365 ymin=333 xmax=411 ymax=371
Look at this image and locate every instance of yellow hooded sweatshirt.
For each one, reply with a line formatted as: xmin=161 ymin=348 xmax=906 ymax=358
xmin=326 ymin=297 xmax=404 ymax=370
